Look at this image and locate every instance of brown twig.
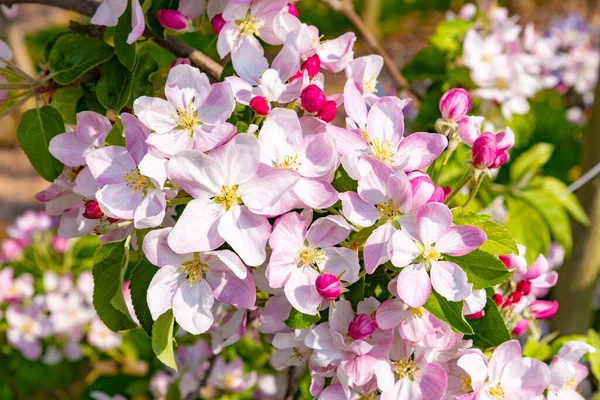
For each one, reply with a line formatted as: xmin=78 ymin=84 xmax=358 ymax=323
xmin=321 ymin=0 xmax=420 ymax=106
xmin=0 ymin=0 xmax=224 ymax=81
xmin=284 ymin=366 xmax=297 ymax=400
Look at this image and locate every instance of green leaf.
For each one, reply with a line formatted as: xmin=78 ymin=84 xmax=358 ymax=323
xmin=522 ymin=336 xmax=553 ymax=361
xmin=78 ymin=85 xmax=107 ymax=115
xmin=16 ymin=106 xmax=65 ymax=182
xmin=402 ymin=47 xmax=448 ymax=83
xmin=345 ymin=275 xmax=365 ymax=311
xmin=451 ymin=208 xmax=518 ymax=255
xmin=521 ymin=189 xmax=572 ymax=252
xmin=350 ymin=225 xmax=377 ymax=244
xmin=115 ymin=0 xmax=137 ymax=71
xmin=506 ymin=197 xmax=550 ymax=263
xmin=92 ymin=241 xmax=137 ymax=331
xmin=285 ymin=308 xmax=320 ymax=329
xmin=332 ymin=167 xmax=358 ymax=193
xmin=424 ymin=291 xmax=473 ymax=334
xmin=465 ymin=300 xmax=510 ymax=350
xmin=105 ymin=117 xmax=125 ymax=146
xmin=152 ymin=309 xmax=177 ymax=370
xmin=48 ymin=34 xmax=114 ymax=85
xmin=430 ymin=19 xmax=471 ymax=53
xmin=533 ymin=176 xmax=589 ymax=225
xmin=49 ymin=87 xmax=83 ymax=124
xmin=130 ymin=257 xmax=158 ymax=336
xmin=509 ymin=143 xmax=554 ymax=185
xmin=165 ymin=381 xmax=181 ymax=400
xmin=97 ymin=56 xmax=135 ymax=111
xmin=147 ymin=0 xmax=179 ymax=38
xmin=588 ymin=329 xmax=600 ymax=381
xmin=128 ymin=53 xmax=159 ymax=108
xmin=364 ymin=267 xmax=391 ymax=302
xmin=445 ymin=250 xmax=512 ymax=290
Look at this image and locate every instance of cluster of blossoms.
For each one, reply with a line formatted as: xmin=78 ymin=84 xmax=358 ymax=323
xmin=0 ymin=0 xmax=592 ymax=398
xmin=0 ymin=211 xmax=123 ymax=363
xmin=452 ymin=3 xmax=599 ymax=121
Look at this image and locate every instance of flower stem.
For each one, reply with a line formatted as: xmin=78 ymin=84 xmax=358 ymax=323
xmin=462 ymin=174 xmax=485 ymax=207
xmin=444 ymin=168 xmax=473 ymax=205
xmin=167 ymin=196 xmax=193 ymax=207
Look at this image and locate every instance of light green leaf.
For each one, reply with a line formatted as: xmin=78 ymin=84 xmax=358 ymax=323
xmin=451 ymin=208 xmax=518 ymax=255
xmin=152 ymin=309 xmax=177 ymax=370
xmin=465 ymin=300 xmax=510 ymax=350
xmin=506 ymin=197 xmax=550 ymax=263
xmin=16 ymin=106 xmax=65 ymax=182
xmin=522 ymin=189 xmax=572 ymax=252
xmin=532 ymin=176 xmax=589 ymax=225
xmin=445 ymin=250 xmax=512 ymax=290
xmin=450 ymin=208 xmax=491 ymax=225
xmin=332 ymin=167 xmax=358 ymax=193
xmin=49 ymin=87 xmax=83 ymax=124
xmin=285 ymin=308 xmax=320 ymax=329
xmin=48 ymin=34 xmax=114 ymax=85
xmin=97 ymin=56 xmax=135 ymax=111
xmin=509 ymin=143 xmax=554 ymax=185
xmin=588 ymin=329 xmax=600 ymax=382
xmin=424 ymin=291 xmax=473 ymax=334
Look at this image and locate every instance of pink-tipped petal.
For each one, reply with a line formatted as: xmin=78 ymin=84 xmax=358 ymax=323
xmin=364 ymin=224 xmax=396 ymax=274
xmin=284 ymin=265 xmax=322 ymax=316
xmin=430 ymin=261 xmax=472 ymax=302
xmin=435 ymin=225 xmax=486 ymax=256
xmin=397 ymin=263 xmax=431 ymax=308
xmin=307 ymin=215 xmax=352 ymax=248
xmin=167 ymin=198 xmax=225 ymax=253
xmin=218 ymin=206 xmax=271 ymax=266
xmin=416 ymin=202 xmax=453 ymax=246
xmin=339 ymin=191 xmax=378 ymax=227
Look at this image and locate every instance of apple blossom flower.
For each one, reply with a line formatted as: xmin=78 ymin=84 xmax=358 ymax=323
xmin=389 ymin=202 xmax=486 ymax=307
xmin=166 ymin=133 xmax=299 ymax=266
xmin=266 ymin=212 xmax=359 ymax=315
xmin=6 ymin=303 xmax=47 ymax=360
xmin=547 ymin=341 xmax=595 ymax=400
xmin=90 ymin=0 xmax=144 ymax=44
xmin=0 ymin=268 xmax=34 ymax=303
xmin=271 ymin=329 xmax=312 ymax=369
xmin=143 ymin=227 xmax=255 ymax=335
xmin=345 ymin=55 xmax=384 ymax=104
xmin=87 ymin=318 xmax=122 ymax=351
xmin=208 ymin=356 xmax=258 ymax=392
xmin=209 ymin=303 xmax=248 ymax=353
xmin=134 ymin=64 xmax=236 ymax=156
xmin=439 ymin=88 xmax=471 ymax=123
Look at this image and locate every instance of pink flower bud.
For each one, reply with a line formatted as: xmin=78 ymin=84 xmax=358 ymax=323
xmin=529 ymin=300 xmax=559 ymax=319
xmin=512 ymin=319 xmax=529 ymax=335
xmin=51 ymin=237 xmax=69 ymax=254
xmin=83 ymin=200 xmax=104 ymax=220
xmin=489 ymin=149 xmax=508 ymax=169
xmin=472 ymin=132 xmax=498 ymax=169
xmin=498 ymin=255 xmax=511 ymax=268
xmin=301 ymin=54 xmax=320 ymax=79
xmin=503 ymin=291 xmax=522 ymax=308
xmin=157 ymin=10 xmax=188 ymax=31
xmin=429 ymin=185 xmax=450 ymax=203
xmin=250 ymin=96 xmax=270 ymax=116
xmin=301 ymin=84 xmax=326 ymax=114
xmin=439 ymin=88 xmax=471 ymax=122
xmin=316 ymin=273 xmax=341 ymax=301
xmin=492 ymin=293 xmax=503 ymax=306
xmin=348 ymin=314 xmax=376 ymax=340
xmin=1 ymin=239 xmax=22 ymax=261
xmin=170 ymin=58 xmax=191 ymax=68
xmin=211 ymin=13 xmax=226 ymax=35
xmin=316 ymin=100 xmax=337 ymax=122
xmin=287 ymin=3 xmax=299 ymax=18
xmin=466 ymin=309 xmax=485 ymax=319
xmin=516 ymin=280 xmax=532 ymax=295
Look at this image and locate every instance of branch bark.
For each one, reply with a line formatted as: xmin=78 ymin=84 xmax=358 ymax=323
xmin=321 ymin=0 xmax=420 ymax=106
xmin=0 ymin=0 xmax=224 ymax=81
xmin=551 ymin=59 xmax=600 ymax=335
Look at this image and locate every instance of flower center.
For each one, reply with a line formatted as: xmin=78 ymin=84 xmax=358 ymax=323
xmin=181 ymin=256 xmax=208 ymax=286
xmin=214 ymin=185 xmax=241 ymax=211
xmin=563 ymin=376 xmax=577 ymax=390
xmin=421 ymin=245 xmax=441 ymax=262
xmin=392 ymin=359 xmax=418 ymax=380
xmin=461 ymin=376 xmax=472 ymax=393
xmin=290 ymin=347 xmax=305 ymax=362
xmin=222 ymin=374 xmax=235 ymax=389
xmin=238 ymin=14 xmax=263 ymax=37
xmin=494 ymin=78 xmax=510 ymax=90
xmin=123 ymin=168 xmax=151 ymax=192
xmin=489 ymin=384 xmax=505 ymax=399
xmin=363 ymin=76 xmax=378 ymax=93
xmin=481 ymin=54 xmax=492 ymax=63
xmin=370 ymin=138 xmax=394 ymax=165
xmin=176 ymin=108 xmax=199 ymax=133
xmin=376 ymin=199 xmax=399 ymax=221
xmin=275 ymin=154 xmax=302 ymax=171
xmin=20 ymin=320 xmax=34 ymax=336
xmin=298 ymin=246 xmax=326 ymax=268
xmin=409 ymin=306 xmax=424 ymax=318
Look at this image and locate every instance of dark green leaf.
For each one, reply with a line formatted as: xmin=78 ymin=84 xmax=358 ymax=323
xmin=402 ymin=47 xmax=448 ymax=83
xmin=48 ymin=34 xmax=114 ymax=85
xmin=364 ymin=267 xmax=391 ymax=302
xmin=130 ymin=257 xmax=158 ymax=336
xmin=92 ymin=241 xmax=137 ymax=331
xmin=285 ymin=308 xmax=320 ymax=329
xmin=445 ymin=250 xmax=512 ymax=290
xmin=105 ymin=117 xmax=125 ymax=146
xmin=152 ymin=309 xmax=177 ymax=370
xmin=97 ymin=56 xmax=135 ymax=111
xmin=509 ymin=143 xmax=554 ymax=185
xmin=78 ymin=85 xmax=107 ymax=115
xmin=16 ymin=106 xmax=64 ymax=182
xmin=147 ymin=0 xmax=179 ymax=38
xmin=332 ymin=167 xmax=358 ymax=193
xmin=424 ymin=291 xmax=473 ymax=334
xmin=350 ymin=225 xmax=377 ymax=244
xmin=165 ymin=381 xmax=181 ymax=400
xmin=345 ymin=275 xmax=365 ymax=311
xmin=465 ymin=300 xmax=510 ymax=350
xmin=49 ymin=87 xmax=83 ymax=124
xmin=128 ymin=53 xmax=159 ymax=108
xmin=115 ymin=0 xmax=137 ymax=71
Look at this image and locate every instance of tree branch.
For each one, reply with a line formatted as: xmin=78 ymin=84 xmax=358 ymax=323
xmin=321 ymin=0 xmax=420 ymax=106
xmin=0 ymin=0 xmax=224 ymax=81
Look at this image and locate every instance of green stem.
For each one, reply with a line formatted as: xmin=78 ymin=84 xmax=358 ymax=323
xmin=167 ymin=196 xmax=193 ymax=206
xmin=327 ymin=207 xmax=340 ymax=215
xmin=462 ymin=175 xmax=485 ymax=207
xmin=433 ymin=146 xmax=455 ymax=184
xmin=444 ymin=169 xmax=473 ymax=205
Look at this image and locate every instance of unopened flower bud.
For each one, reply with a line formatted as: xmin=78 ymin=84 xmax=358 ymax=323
xmin=51 ymin=237 xmax=69 ymax=254
xmin=489 ymin=149 xmax=508 ymax=169
xmin=301 ymin=54 xmax=320 ymax=79
xmin=466 ymin=309 xmax=485 ymax=319
xmin=316 ymin=273 xmax=341 ymax=301
xmin=439 ymin=88 xmax=471 ymax=122
xmin=301 ymin=84 xmax=326 ymax=114
xmin=170 ymin=58 xmax=191 ymax=68
xmin=287 ymin=3 xmax=299 ymax=18
xmin=491 ymin=293 xmax=503 ymax=306
xmin=83 ymin=200 xmax=104 ymax=220
xmin=528 ymin=300 xmax=558 ymax=319
xmin=472 ymin=132 xmax=498 ymax=169
xmin=512 ymin=319 xmax=529 ymax=335
xmin=316 ymin=100 xmax=337 ymax=122
xmin=157 ymin=10 xmax=188 ymax=31
xmin=516 ymin=280 xmax=532 ymax=295
xmin=211 ymin=13 xmax=226 ymax=35
xmin=498 ymin=255 xmax=511 ymax=268
xmin=503 ymin=291 xmax=522 ymax=308
xmin=250 ymin=96 xmax=270 ymax=116
xmin=348 ymin=314 xmax=376 ymax=340
xmin=429 ymin=185 xmax=450 ymax=203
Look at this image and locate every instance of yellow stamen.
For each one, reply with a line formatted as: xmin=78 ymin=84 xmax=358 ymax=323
xmin=461 ymin=376 xmax=472 ymax=393
xmin=392 ymin=358 xmax=418 ymax=380
xmin=122 ymin=168 xmax=151 ymax=193
xmin=409 ymin=307 xmax=424 ymax=318
xmin=214 ymin=185 xmax=241 ymax=211
xmin=181 ymin=256 xmax=208 ymax=286
xmin=275 ymin=154 xmax=302 ymax=171
xmin=376 ymin=199 xmax=399 ymax=221
xmin=176 ymin=108 xmax=199 ymax=133
xmin=370 ymin=137 xmax=394 ymax=165
xmin=238 ymin=14 xmax=264 ymax=37
xmin=363 ymin=76 xmax=378 ymax=93
xmin=489 ymin=384 xmax=505 ymax=399
xmin=421 ymin=245 xmax=441 ymax=262
xmin=494 ymin=78 xmax=510 ymax=90
xmin=298 ymin=247 xmax=326 ymax=268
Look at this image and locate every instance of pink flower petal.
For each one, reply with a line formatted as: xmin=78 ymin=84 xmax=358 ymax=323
xmin=435 ymin=225 xmax=486 ymax=256
xmin=147 ymin=265 xmax=182 ymax=320
xmin=122 ymin=113 xmax=150 ymax=164
xmin=321 ymin=247 xmax=360 ymax=283
xmin=142 ymin=228 xmax=191 ymax=268
xmin=218 ymin=205 xmax=271 ymax=266
xmin=96 ymin=183 xmax=143 ymax=220
xmin=197 ymin=81 xmax=236 ymax=126
xmin=357 ymin=157 xmax=394 ymax=205
xmin=167 ymin=150 xmax=223 ymax=198
xmin=343 ymin=79 xmax=367 ymax=129
xmin=172 ymin=279 xmax=214 ymax=335
xmin=76 ymin=111 xmax=112 ymax=147
xmin=416 ymin=202 xmax=452 ymax=246
xmin=299 ymin=133 xmax=337 ymax=178
xmin=269 ymin=212 xmax=306 ymax=251
xmin=239 ymin=163 xmax=300 ymax=209
xmin=393 ymin=132 xmax=448 ymax=171
xmin=86 ymin=146 xmax=136 ymax=185
xmin=292 ymin=177 xmax=338 ymax=210
xmin=209 ymin=133 xmax=260 ymax=185
xmin=387 ymin=171 xmax=413 ymax=214
xmin=133 ymin=96 xmax=178 ymax=134
xmin=133 ymin=189 xmax=166 ymax=229
xmin=167 ymin=198 xmax=225 ymax=253
xmin=367 ymin=97 xmax=404 ymax=149
xmin=430 ymin=261 xmax=472 ymax=302
xmin=284 ymin=265 xmax=321 ymax=315
xmin=339 ymin=191 xmax=378 ymax=227
xmin=364 ymin=223 xmax=396 ymax=274
xmin=390 ymin=229 xmax=420 ymax=268
xmin=375 ymin=299 xmax=406 ymax=330
xmin=205 ymin=258 xmax=256 ymax=309
xmin=49 ymin=132 xmax=92 ymax=167
xmin=307 ymin=215 xmax=352 ymax=248
xmin=127 ymin=0 xmax=145 ymax=44
xmin=397 ymin=263 xmax=431 ymax=308
xmin=165 ymin=64 xmax=210 ymax=111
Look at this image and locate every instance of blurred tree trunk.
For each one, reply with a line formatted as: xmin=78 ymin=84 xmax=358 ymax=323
xmin=552 ymin=62 xmax=600 ymax=335
xmin=361 ymin=0 xmax=381 ymax=38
